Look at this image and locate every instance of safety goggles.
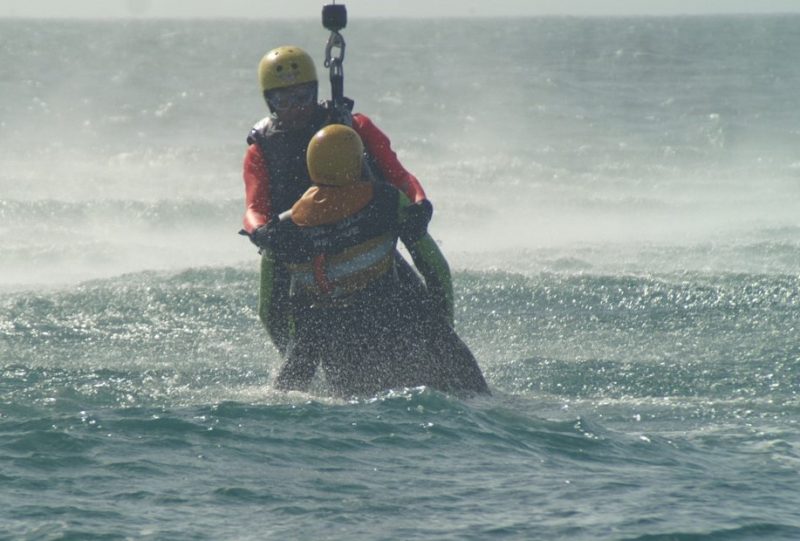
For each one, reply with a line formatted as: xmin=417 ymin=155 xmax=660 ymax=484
xmin=266 ymin=83 xmax=317 ymax=110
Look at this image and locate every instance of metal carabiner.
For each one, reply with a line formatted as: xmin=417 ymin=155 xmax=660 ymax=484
xmin=324 ymin=31 xmax=346 ymax=69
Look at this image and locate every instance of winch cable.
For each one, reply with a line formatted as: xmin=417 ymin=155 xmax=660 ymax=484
xmin=322 ymin=3 xmax=354 ymax=123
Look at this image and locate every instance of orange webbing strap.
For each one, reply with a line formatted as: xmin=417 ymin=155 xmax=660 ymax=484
xmin=312 ymin=254 xmax=332 ymax=295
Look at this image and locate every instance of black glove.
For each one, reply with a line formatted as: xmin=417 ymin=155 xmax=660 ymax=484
xmin=249 ymin=223 xmax=270 ymax=247
xmin=251 ymin=221 xmax=287 ymax=253
xmin=398 ymin=199 xmax=434 ymax=245
xmin=253 ymin=221 xmax=310 ymax=261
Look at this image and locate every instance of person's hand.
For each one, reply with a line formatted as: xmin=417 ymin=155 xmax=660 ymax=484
xmin=251 ymin=222 xmax=280 ymax=251
xmin=398 ymin=199 xmax=433 ymax=245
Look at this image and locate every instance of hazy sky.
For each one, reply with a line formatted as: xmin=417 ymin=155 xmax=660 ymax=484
xmin=3 ymin=0 xmax=800 ymax=18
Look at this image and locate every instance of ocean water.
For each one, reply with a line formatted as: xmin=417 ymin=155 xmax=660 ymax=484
xmin=1 ymin=15 xmax=800 ymax=540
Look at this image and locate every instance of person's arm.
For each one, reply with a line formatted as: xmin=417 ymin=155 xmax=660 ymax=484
xmin=242 ymin=144 xmax=273 ymax=234
xmin=396 ymin=192 xmax=454 ymax=325
xmin=352 ymin=113 xmax=427 ymax=203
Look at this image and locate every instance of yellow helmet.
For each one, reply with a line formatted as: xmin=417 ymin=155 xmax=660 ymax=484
xmin=258 ymin=46 xmax=317 ymax=92
xmin=306 ymin=124 xmax=364 ymax=186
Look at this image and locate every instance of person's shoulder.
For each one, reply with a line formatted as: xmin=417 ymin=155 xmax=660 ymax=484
xmin=254 ymin=115 xmax=272 ymax=129
xmin=351 ymin=112 xmax=375 ymax=130
xmin=246 ymin=116 xmax=274 ymax=145
xmin=351 ymin=113 xmax=390 ymax=142
xmin=373 ymin=180 xmax=402 ymax=203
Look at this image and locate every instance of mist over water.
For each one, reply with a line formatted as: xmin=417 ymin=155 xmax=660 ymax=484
xmin=2 ymin=17 xmax=798 ymax=287
xmin=2 ymin=16 xmax=800 ymax=541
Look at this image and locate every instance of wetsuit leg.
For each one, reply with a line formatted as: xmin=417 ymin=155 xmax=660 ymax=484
xmin=258 ymin=253 xmax=293 ymax=356
xmin=319 ymin=304 xmax=395 ymax=397
xmin=422 ymin=316 xmax=490 ymax=394
xmin=274 ymin=307 xmax=320 ymax=391
xmin=401 ymin=289 xmax=490 ymax=395
xmin=395 ymin=252 xmax=427 ymax=297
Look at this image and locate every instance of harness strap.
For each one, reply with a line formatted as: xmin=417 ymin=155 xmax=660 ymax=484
xmin=312 ymin=254 xmax=332 ymax=295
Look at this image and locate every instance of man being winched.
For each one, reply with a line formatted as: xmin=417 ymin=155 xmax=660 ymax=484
xmin=254 ymin=124 xmax=489 ymax=397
